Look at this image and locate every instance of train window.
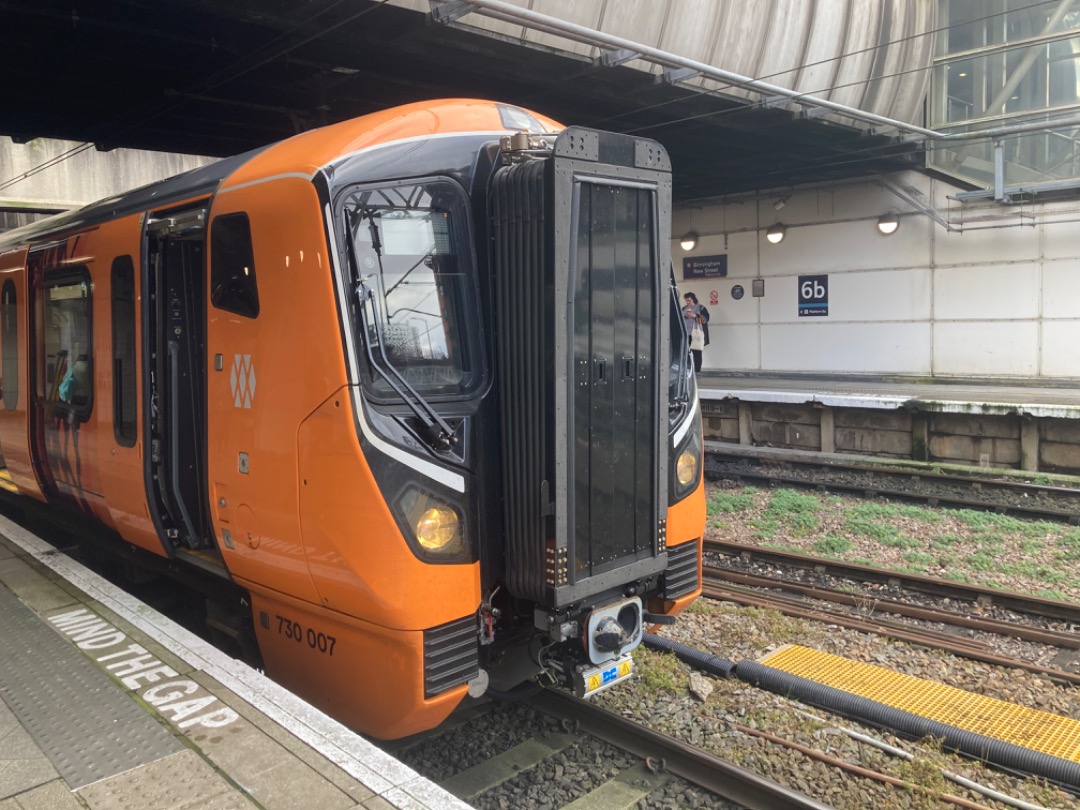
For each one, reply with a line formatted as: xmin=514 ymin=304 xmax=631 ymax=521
xmin=2 ymin=280 xmax=17 ymax=411
xmin=210 ymin=214 xmax=259 ymax=318
xmin=111 ymin=257 xmax=137 ymax=445
xmin=42 ymin=272 xmax=93 ymax=421
xmin=342 ymin=179 xmax=481 ymax=401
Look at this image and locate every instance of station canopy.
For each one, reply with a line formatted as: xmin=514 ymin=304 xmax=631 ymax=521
xmin=0 ymin=0 xmax=925 ymax=202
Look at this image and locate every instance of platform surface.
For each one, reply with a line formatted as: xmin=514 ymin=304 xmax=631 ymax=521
xmin=698 ymin=372 xmax=1080 ymax=419
xmin=0 ymin=515 xmax=467 ymax=810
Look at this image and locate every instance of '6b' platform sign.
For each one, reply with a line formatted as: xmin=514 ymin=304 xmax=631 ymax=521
xmin=798 ymin=274 xmax=829 ymax=317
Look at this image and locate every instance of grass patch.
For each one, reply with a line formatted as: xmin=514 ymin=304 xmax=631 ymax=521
xmin=966 ymin=551 xmax=999 ymax=572
xmin=812 ymin=535 xmax=853 ymax=556
xmin=763 ymin=489 xmax=822 ymax=537
xmin=930 ymin=534 xmax=965 ymax=549
xmin=632 ymin=647 xmax=686 ymax=695
xmin=902 ymin=551 xmax=936 ymax=567
xmin=708 ymin=491 xmax=755 ymax=515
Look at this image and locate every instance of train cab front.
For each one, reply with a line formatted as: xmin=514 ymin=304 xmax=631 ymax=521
xmin=482 ymin=126 xmax=704 ymax=700
xmin=289 ymin=115 xmax=702 ymax=738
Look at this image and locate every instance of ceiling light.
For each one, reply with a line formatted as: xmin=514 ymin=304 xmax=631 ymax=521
xmin=679 ymin=231 xmax=698 ymax=251
xmin=877 ymin=212 xmax=899 ymax=236
xmin=765 ymin=223 xmax=786 ymax=244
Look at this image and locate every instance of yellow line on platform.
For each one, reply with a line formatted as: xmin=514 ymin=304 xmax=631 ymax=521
xmin=761 ymin=645 xmax=1080 ymax=763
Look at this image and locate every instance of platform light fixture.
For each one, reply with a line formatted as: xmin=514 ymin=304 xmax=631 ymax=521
xmin=679 ymin=231 xmax=698 ymax=251
xmin=765 ymin=223 xmax=786 ymax=244
xmin=877 ymin=212 xmax=900 ymax=236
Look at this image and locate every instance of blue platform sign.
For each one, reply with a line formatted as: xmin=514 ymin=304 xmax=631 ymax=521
xmin=683 ymin=254 xmax=728 ymax=279
xmin=798 ymin=274 xmax=829 ymax=316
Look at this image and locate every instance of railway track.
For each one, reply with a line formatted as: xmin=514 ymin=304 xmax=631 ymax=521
xmin=703 ymin=541 xmax=1080 ymax=684
xmin=385 ymin=691 xmax=829 ymax=809
xmin=705 ymin=443 xmax=1080 ymax=524
xmin=705 ymin=539 xmax=1080 ymax=624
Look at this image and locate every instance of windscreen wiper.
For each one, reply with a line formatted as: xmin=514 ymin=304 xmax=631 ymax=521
xmin=343 ymin=210 xmax=458 ymax=451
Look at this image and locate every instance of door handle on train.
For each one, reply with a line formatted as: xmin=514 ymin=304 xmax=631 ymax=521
xmin=594 ymin=357 xmax=608 ymax=385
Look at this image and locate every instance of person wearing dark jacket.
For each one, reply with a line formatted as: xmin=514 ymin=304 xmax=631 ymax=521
xmin=682 ymin=292 xmax=709 ymax=374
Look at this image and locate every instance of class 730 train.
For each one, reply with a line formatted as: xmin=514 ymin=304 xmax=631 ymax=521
xmin=0 ymin=99 xmax=705 ymax=739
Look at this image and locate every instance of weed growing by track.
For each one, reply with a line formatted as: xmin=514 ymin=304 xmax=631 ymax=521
xmin=706 ymin=482 xmax=1080 ymax=602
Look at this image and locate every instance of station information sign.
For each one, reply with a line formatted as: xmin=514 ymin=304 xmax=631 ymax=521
xmin=798 ymin=274 xmax=829 ymax=316
xmin=683 ymin=254 xmax=728 ymax=279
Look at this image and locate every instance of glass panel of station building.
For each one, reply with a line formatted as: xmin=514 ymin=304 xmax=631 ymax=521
xmin=930 ymin=0 xmax=1080 ymax=188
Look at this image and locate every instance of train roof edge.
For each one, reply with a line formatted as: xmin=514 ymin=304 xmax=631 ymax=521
xmin=0 ymin=99 xmax=563 ymax=252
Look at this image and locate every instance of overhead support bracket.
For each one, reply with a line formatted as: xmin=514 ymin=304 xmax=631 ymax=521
xmin=429 ymin=0 xmax=477 ymax=25
xmin=761 ymin=96 xmax=792 ymax=109
xmin=599 ymin=48 xmax=640 ymax=67
xmin=883 ymin=179 xmax=955 ymax=232
xmin=661 ymin=67 xmax=700 ymax=84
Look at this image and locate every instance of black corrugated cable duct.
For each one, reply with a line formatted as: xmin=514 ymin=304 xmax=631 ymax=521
xmin=643 ymin=633 xmax=737 ymax=678
xmin=734 ymin=659 xmax=1080 ymax=790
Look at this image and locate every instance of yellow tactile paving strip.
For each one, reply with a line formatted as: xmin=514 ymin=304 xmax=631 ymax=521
xmin=760 ymin=645 xmax=1080 ymax=763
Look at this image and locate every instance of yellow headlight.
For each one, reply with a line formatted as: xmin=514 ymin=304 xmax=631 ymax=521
xmin=416 ymin=506 xmax=461 ymax=552
xmin=676 ymin=448 xmax=698 ymax=486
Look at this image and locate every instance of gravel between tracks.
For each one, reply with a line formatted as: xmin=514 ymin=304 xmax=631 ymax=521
xmin=596 ymin=602 xmax=1080 ymax=809
xmin=590 ymin=479 xmax=1080 ymax=809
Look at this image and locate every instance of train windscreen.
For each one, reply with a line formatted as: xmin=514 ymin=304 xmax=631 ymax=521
xmin=342 ymin=179 xmax=482 ymax=402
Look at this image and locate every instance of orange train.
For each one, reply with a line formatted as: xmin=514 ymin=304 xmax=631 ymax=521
xmin=0 ymin=99 xmax=705 ymax=739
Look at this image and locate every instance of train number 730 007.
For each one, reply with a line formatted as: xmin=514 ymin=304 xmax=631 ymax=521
xmin=275 ymin=614 xmax=337 ymax=656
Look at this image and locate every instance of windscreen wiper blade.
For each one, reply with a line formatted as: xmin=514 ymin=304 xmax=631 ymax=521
xmin=343 ymin=211 xmax=458 ymax=451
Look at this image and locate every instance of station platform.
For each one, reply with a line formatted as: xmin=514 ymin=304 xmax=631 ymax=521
xmin=697 ymin=372 xmax=1080 ymax=420
xmin=0 ymin=515 xmax=467 ymax=810
xmin=695 ymin=372 xmax=1080 ymax=475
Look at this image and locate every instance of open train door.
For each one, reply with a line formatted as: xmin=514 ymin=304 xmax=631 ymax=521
xmin=142 ymin=207 xmax=215 ymax=553
xmin=493 ymin=128 xmax=673 ymax=609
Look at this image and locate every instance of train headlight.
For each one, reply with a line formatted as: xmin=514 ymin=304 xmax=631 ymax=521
xmin=397 ymin=486 xmax=467 ymax=560
xmin=416 ymin=506 xmax=461 ymax=552
xmin=676 ymin=448 xmax=698 ymax=486
xmin=671 ymin=420 xmax=703 ymax=501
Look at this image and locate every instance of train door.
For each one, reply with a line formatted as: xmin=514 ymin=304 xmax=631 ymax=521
xmin=29 ymin=257 xmax=104 ymax=510
xmin=143 ymin=207 xmax=215 ymax=551
xmin=0 ymin=248 xmax=42 ymax=499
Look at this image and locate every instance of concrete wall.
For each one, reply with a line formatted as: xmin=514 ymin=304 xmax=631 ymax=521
xmin=674 ymin=170 xmax=1080 ymax=381
xmin=0 ymin=137 xmax=218 ymax=223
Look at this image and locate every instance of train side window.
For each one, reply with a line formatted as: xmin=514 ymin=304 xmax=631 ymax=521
xmin=111 ymin=257 xmax=137 ymax=445
xmin=2 ymin=280 xmax=17 ymax=411
xmin=210 ymin=213 xmax=259 ymax=318
xmin=42 ymin=273 xmax=93 ymax=422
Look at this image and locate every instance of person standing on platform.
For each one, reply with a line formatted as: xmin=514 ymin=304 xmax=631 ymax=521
xmin=682 ymin=292 xmax=709 ymax=375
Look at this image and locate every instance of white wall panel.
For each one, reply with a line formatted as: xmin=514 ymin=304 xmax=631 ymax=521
xmin=753 ymin=269 xmax=931 ymax=324
xmin=756 ymin=221 xmax=929 ymax=275
xmin=1043 ymin=216 xmax=1080 ymax=259
xmin=933 ymin=322 xmax=1038 ymax=376
xmin=934 ymin=225 xmax=1035 ymax=265
xmin=1043 ymin=260 xmax=1080 ymax=318
xmin=703 ymin=324 xmax=760 ymax=370
xmin=934 ymin=263 xmax=1039 ymax=320
xmin=673 ymin=168 xmax=1080 ymax=382
xmin=761 ymin=322 xmax=931 ymax=373
xmin=1042 ymin=321 xmax=1080 ymax=376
